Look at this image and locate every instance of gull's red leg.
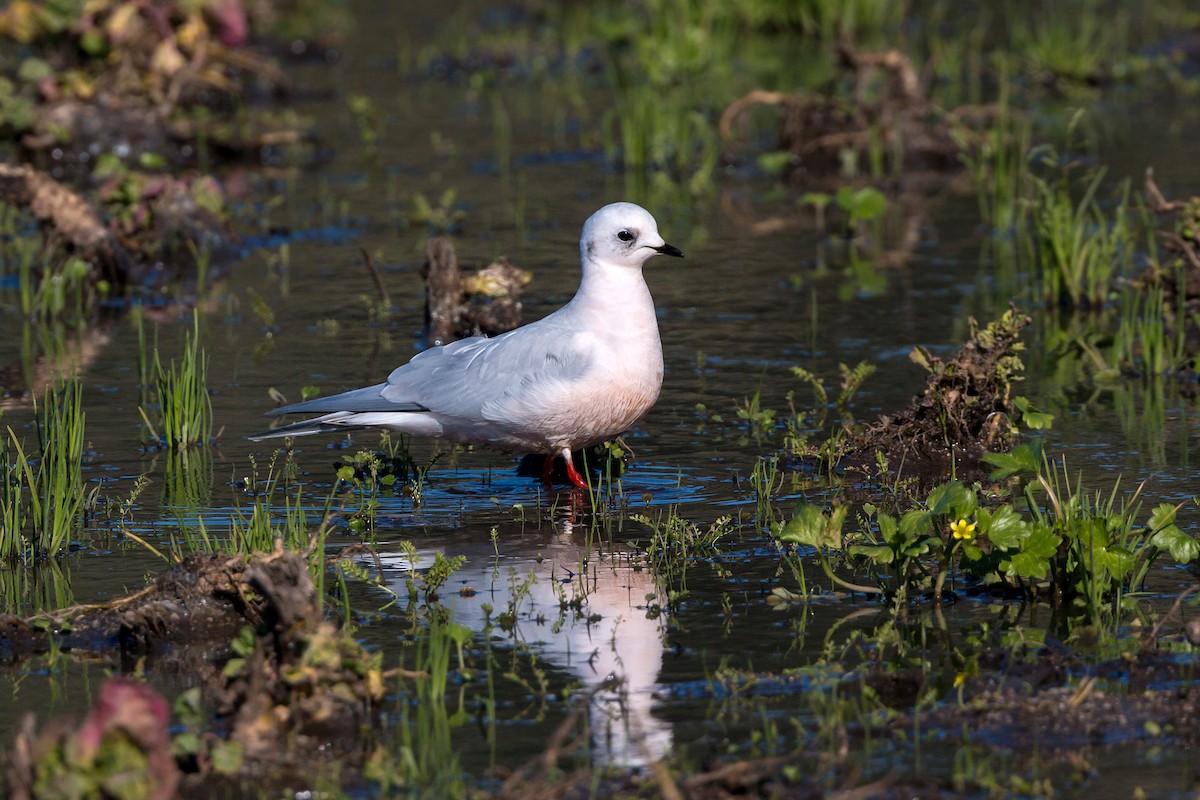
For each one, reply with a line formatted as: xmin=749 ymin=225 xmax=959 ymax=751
xmin=561 ymin=447 xmax=589 ymax=489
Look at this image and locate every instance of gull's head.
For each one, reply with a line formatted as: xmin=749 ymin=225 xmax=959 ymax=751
xmin=580 ymin=202 xmax=684 ymax=270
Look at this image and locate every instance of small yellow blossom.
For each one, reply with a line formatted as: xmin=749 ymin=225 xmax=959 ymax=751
xmin=951 ymin=518 xmax=976 ymax=541
xmin=954 ymin=671 xmax=967 ymax=688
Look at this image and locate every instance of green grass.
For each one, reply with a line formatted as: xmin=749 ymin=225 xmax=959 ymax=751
xmin=1028 ymin=161 xmax=1132 ymax=310
xmin=0 ymin=558 xmax=73 ymax=615
xmin=141 ymin=310 xmax=213 ymax=449
xmin=1111 ymin=284 xmax=1190 ymax=377
xmin=1 ymin=380 xmax=93 ymax=563
xmin=954 ymin=80 xmax=1032 ymax=234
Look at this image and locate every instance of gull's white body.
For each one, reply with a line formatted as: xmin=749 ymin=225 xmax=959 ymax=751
xmin=250 ymin=202 xmax=682 ymax=483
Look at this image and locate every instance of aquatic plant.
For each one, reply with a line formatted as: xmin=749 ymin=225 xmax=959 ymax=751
xmin=775 ymin=445 xmax=1198 ymax=622
xmin=1028 ymin=158 xmax=1133 ymax=310
xmin=1009 ymin=4 xmax=1133 ymax=86
xmin=0 ymin=558 xmax=73 ymax=616
xmin=141 ymin=311 xmax=213 ymax=449
xmin=1111 ymin=284 xmax=1190 ymax=377
xmin=0 ymin=380 xmax=92 ymax=564
xmin=953 ymin=80 xmax=1032 ymax=234
xmin=410 ymin=189 xmax=465 ymax=234
xmin=384 ymin=617 xmax=472 ymax=796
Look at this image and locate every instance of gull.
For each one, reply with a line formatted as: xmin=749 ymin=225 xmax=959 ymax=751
xmin=250 ymin=202 xmax=683 ymax=488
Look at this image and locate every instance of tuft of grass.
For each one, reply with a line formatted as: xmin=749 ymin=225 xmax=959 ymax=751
xmin=1111 ymin=285 xmax=1189 ymax=377
xmin=1 ymin=380 xmax=93 ymax=563
xmin=954 ymin=80 xmax=1032 ymax=234
xmin=142 ymin=310 xmax=213 ymax=449
xmin=1027 ymin=159 xmax=1132 ymax=310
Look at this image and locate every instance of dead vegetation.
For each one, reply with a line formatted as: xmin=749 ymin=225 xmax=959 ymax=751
xmin=721 ymin=42 xmax=1001 ymax=183
xmin=421 ymin=237 xmax=532 ymax=344
xmin=0 ymin=162 xmax=233 ymax=293
xmin=0 ymin=0 xmax=326 ymax=306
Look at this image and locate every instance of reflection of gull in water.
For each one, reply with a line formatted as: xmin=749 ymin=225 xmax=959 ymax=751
xmin=251 ymin=202 xmax=683 ymax=489
xmin=376 ymin=515 xmax=671 ymax=767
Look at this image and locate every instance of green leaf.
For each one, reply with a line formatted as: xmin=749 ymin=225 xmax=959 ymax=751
xmin=799 ymin=191 xmax=831 ymax=210
xmin=926 ymin=481 xmax=976 ymax=519
xmin=977 ymin=505 xmax=1028 ymax=549
xmin=899 ymin=508 xmax=931 ymax=538
xmin=1150 ymin=524 xmax=1199 ymax=564
xmin=17 ymin=57 xmax=53 ymax=84
xmin=138 ymin=151 xmax=167 ymax=169
xmin=983 ymin=440 xmax=1044 ymax=481
xmin=848 ymin=543 xmax=894 ymax=564
xmin=756 ymin=151 xmax=793 ymax=175
xmin=1012 ymin=396 xmax=1054 ymax=430
xmin=877 ymin=512 xmax=897 ymax=543
xmin=1005 ymin=524 xmax=1060 ymax=580
xmin=776 ymin=504 xmax=845 ymax=550
xmin=1147 ymin=503 xmax=1178 ymax=534
xmin=211 ymin=740 xmax=244 ymax=775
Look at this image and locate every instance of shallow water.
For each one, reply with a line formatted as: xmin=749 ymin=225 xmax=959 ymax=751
xmin=2 ymin=1 xmax=1200 ymax=795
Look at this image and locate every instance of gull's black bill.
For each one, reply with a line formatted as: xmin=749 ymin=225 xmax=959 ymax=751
xmin=654 ymin=243 xmax=684 ymax=258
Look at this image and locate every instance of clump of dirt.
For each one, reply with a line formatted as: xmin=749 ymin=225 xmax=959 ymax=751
xmin=0 ymin=0 xmax=335 ymax=307
xmin=0 ymin=0 xmax=314 ymax=170
xmin=721 ymin=42 xmax=998 ymax=183
xmin=3 ymin=549 xmax=387 ymax=792
xmin=207 ymin=554 xmax=384 ymax=767
xmin=0 ymin=553 xmax=257 ymax=661
xmin=422 ymin=236 xmax=532 ymax=344
xmin=788 ymin=307 xmax=1034 ymax=484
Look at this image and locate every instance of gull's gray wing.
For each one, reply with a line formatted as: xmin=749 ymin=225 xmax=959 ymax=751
xmin=267 ymin=308 xmax=597 ymax=423
xmin=267 ymin=383 xmax=429 ymax=416
xmin=380 ymin=314 xmax=598 ymax=421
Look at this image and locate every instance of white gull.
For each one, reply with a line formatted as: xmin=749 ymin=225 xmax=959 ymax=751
xmin=249 ymin=202 xmax=683 ymax=488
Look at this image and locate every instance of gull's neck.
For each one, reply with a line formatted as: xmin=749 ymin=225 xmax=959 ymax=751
xmin=571 ymin=258 xmax=656 ymax=321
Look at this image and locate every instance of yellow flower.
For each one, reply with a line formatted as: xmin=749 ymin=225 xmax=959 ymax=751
xmin=954 ymin=671 xmax=967 ymax=688
xmin=951 ymin=518 xmax=976 ymax=541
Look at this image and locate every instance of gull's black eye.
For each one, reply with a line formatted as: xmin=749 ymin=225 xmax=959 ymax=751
xmin=617 ymin=229 xmax=635 ymax=242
